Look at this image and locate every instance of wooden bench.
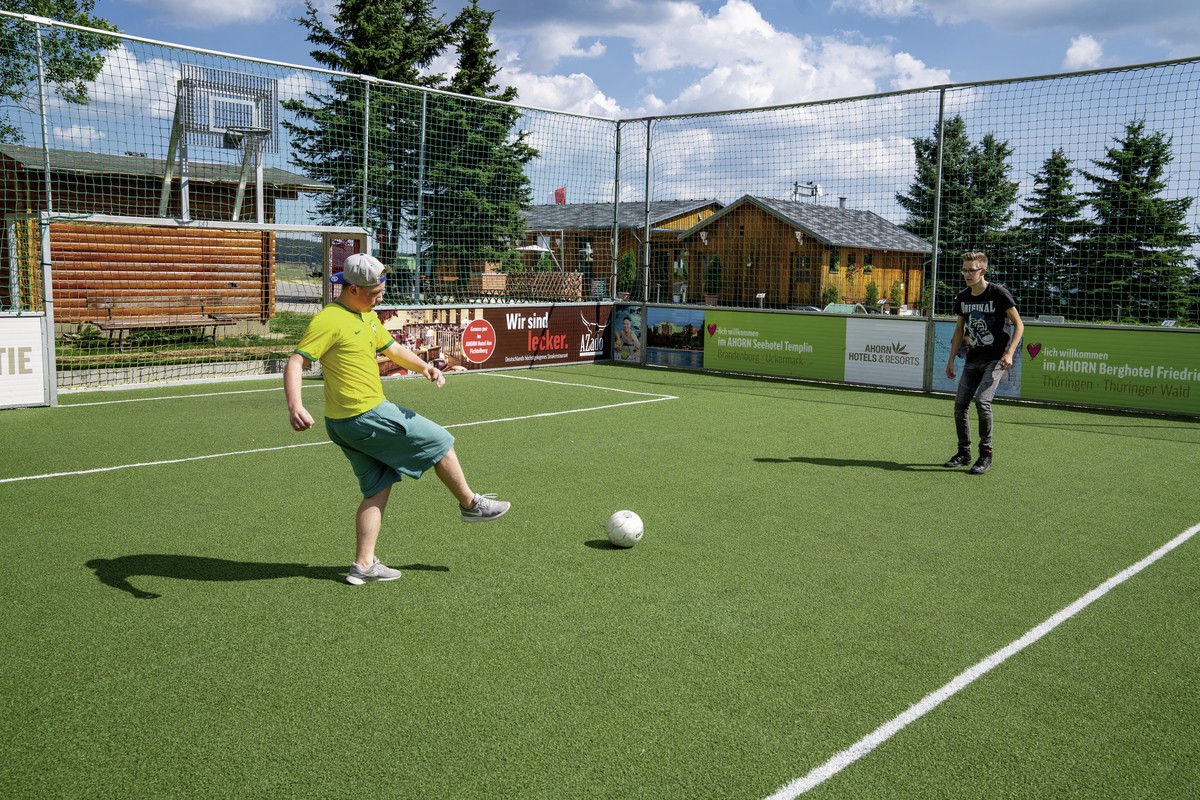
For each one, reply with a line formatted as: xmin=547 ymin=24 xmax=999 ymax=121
xmin=87 ymin=296 xmax=241 ymax=348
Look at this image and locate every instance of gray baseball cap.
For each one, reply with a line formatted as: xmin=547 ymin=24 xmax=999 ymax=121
xmin=330 ymin=253 xmax=387 ymax=286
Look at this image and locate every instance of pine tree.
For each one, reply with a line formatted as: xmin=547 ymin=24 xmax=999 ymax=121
xmin=282 ymin=0 xmax=454 ymax=268
xmin=419 ymin=0 xmax=535 ymax=286
xmin=896 ymin=115 xmax=1018 ymax=312
xmin=283 ymin=0 xmax=536 ymax=296
xmin=1012 ymin=149 xmax=1091 ymax=317
xmin=1079 ymin=119 xmax=1199 ymax=323
xmin=0 ymin=0 xmax=118 ymax=142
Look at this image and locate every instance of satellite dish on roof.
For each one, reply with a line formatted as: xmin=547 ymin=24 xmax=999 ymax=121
xmin=792 ymin=181 xmax=825 ymax=201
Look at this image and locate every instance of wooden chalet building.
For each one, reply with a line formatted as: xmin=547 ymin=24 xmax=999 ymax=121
xmin=678 ymin=195 xmax=933 ymax=309
xmin=0 ymin=144 xmax=331 ymax=325
xmin=519 ymin=199 xmax=722 ymax=299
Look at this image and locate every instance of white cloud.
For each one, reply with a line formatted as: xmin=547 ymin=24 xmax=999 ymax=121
xmin=636 ymin=27 xmax=950 ymax=114
xmin=53 ymin=125 xmax=104 ymax=147
xmin=839 ymin=0 xmax=1200 ymax=48
xmin=492 ymin=0 xmax=956 ymax=116
xmin=125 ymin=0 xmax=295 ymax=28
xmin=276 ymin=69 xmax=330 ymax=105
xmin=1063 ymin=35 xmax=1103 ymax=70
xmin=507 ymin=70 xmax=622 ymax=118
xmin=831 ymin=0 xmax=921 ymax=19
xmin=890 ymin=52 xmax=951 ymax=90
xmin=84 ymin=45 xmax=179 ymax=120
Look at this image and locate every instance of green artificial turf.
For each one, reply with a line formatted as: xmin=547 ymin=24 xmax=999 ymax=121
xmin=1 ymin=365 xmax=1197 ymax=799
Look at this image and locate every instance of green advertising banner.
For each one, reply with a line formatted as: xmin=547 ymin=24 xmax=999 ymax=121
xmin=702 ymin=310 xmax=845 ymax=380
xmin=1020 ymin=326 xmax=1200 ymax=414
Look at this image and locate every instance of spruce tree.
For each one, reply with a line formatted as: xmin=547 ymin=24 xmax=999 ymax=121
xmin=282 ymin=0 xmax=454 ymax=268
xmin=419 ymin=0 xmax=535 ymax=286
xmin=283 ymin=0 xmax=536 ymax=296
xmin=1013 ymin=149 xmax=1090 ymax=318
xmin=1079 ymin=119 xmax=1199 ymax=323
xmin=896 ymin=115 xmax=1018 ymax=312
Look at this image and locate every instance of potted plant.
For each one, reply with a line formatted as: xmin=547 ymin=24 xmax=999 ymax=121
xmin=616 ymin=251 xmax=637 ymax=300
xmin=864 ymin=280 xmax=880 ymax=312
xmin=703 ymin=255 xmax=721 ymax=305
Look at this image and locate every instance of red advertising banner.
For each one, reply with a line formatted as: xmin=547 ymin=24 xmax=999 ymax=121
xmin=375 ymin=304 xmax=611 ymax=375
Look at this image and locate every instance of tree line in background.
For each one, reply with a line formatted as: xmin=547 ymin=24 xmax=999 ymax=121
xmin=0 ymin=0 xmax=116 ymax=143
xmin=1 ymin=0 xmax=536 ymax=296
xmin=283 ymin=0 xmax=535 ymax=293
xmin=898 ymin=115 xmax=1200 ymax=324
xmin=5 ymin=2 xmax=1200 ymax=324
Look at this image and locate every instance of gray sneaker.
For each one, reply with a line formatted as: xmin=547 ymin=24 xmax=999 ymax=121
xmin=345 ymin=558 xmax=401 ymax=585
xmin=461 ymin=493 xmax=511 ymax=522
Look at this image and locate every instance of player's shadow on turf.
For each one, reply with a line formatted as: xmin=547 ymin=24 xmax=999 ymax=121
xmin=755 ymin=456 xmax=942 ymax=472
xmin=85 ymin=554 xmax=449 ymax=599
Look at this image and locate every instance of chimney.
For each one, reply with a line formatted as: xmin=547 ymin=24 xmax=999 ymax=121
xmin=838 ymin=196 xmax=847 ymax=209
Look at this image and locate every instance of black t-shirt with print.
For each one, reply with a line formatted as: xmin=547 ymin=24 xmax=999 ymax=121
xmin=954 ymin=282 xmax=1017 ymax=363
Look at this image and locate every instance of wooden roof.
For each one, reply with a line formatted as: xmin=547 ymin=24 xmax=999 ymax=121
xmin=0 ymin=144 xmax=332 ymax=193
xmin=681 ymin=195 xmax=933 ymax=254
xmin=521 ymin=199 xmax=723 ymax=231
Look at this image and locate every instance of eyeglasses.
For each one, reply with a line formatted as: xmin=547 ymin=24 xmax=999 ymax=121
xmin=961 ymin=267 xmax=984 ymax=275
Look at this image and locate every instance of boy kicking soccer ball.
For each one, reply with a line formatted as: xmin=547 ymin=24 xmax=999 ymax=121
xmin=283 ymin=254 xmax=510 ymax=585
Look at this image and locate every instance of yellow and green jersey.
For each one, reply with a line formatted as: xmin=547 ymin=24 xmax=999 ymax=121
xmin=295 ymin=302 xmax=394 ymax=419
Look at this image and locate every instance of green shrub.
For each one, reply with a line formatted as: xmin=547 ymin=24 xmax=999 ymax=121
xmin=864 ymin=280 xmax=880 ymax=309
xmin=704 ymin=256 xmax=721 ymax=295
xmin=617 ymin=251 xmax=637 ymax=294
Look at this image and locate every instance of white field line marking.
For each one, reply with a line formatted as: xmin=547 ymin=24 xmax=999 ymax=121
xmin=486 ymin=371 xmax=680 ymax=400
xmin=56 ymin=370 xmax=672 ymax=407
xmin=60 ymin=385 xmax=297 ymax=407
xmin=1 ymin=383 xmax=675 ymax=484
xmin=0 ymin=441 xmax=334 ymax=485
xmin=765 ymin=520 xmax=1200 ymax=800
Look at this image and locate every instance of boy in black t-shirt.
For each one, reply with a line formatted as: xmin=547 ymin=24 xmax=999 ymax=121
xmin=944 ymin=251 xmax=1024 ymax=475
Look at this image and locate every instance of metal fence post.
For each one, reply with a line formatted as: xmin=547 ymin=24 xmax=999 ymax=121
xmin=930 ymin=87 xmax=947 ymax=318
xmin=612 ymin=120 xmax=622 ymax=298
xmin=416 ymin=91 xmax=428 ymax=303
xmin=642 ymin=118 xmax=653 ymax=302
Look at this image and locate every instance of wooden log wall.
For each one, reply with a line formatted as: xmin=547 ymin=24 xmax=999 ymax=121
xmin=48 ymin=223 xmax=275 ymax=324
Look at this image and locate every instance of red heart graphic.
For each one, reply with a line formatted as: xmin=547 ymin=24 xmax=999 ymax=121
xmin=1027 ymin=343 xmax=1042 ymax=358
xmin=707 ymin=324 xmax=718 ymax=336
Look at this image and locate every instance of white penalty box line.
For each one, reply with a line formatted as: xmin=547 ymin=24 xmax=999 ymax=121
xmin=764 ymin=519 xmax=1200 ymax=799
xmin=0 ymin=374 xmax=676 ymax=485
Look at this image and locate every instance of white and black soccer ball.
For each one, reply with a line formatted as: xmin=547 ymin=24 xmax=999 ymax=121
xmin=605 ymin=510 xmax=643 ymax=548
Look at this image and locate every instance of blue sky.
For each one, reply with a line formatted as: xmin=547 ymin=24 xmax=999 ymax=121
xmin=99 ymin=0 xmax=1200 ymax=118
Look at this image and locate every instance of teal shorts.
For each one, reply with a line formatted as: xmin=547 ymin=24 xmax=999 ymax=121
xmin=325 ymin=401 xmax=454 ymax=498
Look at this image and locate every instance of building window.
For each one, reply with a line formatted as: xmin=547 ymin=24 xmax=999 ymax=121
xmin=793 ymin=254 xmax=811 ymax=283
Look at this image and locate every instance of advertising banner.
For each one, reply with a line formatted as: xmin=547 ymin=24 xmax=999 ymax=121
xmin=931 ymin=320 xmax=1022 ymax=399
xmin=646 ymin=306 xmax=704 ymax=368
xmin=620 ymin=304 xmax=1200 ymax=418
xmin=0 ymin=315 xmax=49 ymax=409
xmin=1019 ymin=326 xmax=1200 ymax=414
xmin=377 ymin=304 xmax=611 ymax=374
xmin=844 ymin=317 xmax=928 ymax=389
xmin=702 ymin=310 xmax=845 ymax=380
xmin=613 ymin=304 xmax=643 ymax=364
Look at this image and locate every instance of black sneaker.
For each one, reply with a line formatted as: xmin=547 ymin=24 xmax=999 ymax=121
xmin=969 ymin=453 xmax=992 ymax=475
xmin=943 ymin=450 xmax=971 ymax=468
